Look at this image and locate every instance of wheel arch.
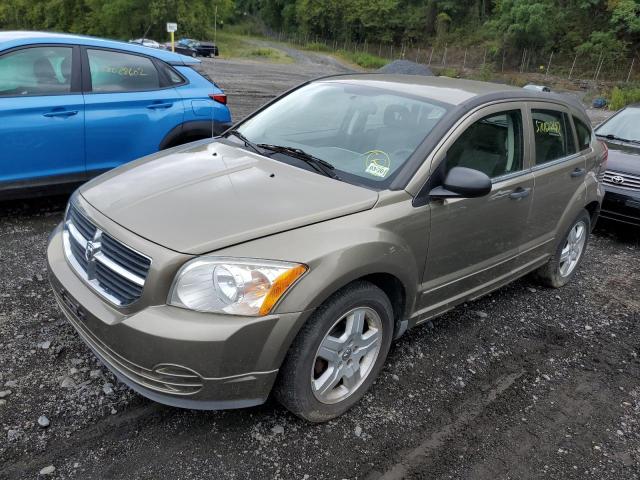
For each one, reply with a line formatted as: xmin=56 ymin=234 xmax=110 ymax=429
xmin=159 ymin=120 xmax=229 ymax=150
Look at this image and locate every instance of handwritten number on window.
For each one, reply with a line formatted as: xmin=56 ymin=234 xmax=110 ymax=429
xmin=101 ymin=66 xmax=149 ymax=77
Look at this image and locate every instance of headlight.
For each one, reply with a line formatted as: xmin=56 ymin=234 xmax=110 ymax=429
xmin=168 ymin=257 xmax=307 ymax=316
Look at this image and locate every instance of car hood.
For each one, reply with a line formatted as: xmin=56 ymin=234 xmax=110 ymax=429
xmin=80 ymin=141 xmax=379 ymax=255
xmin=603 ymin=139 xmax=640 ymax=174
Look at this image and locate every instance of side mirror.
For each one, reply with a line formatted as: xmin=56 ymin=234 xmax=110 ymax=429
xmin=429 ymin=166 xmax=492 ymax=199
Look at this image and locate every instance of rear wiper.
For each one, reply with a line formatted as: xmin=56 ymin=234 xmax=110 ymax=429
xmin=258 ymin=144 xmax=340 ymax=180
xmin=597 ymin=133 xmax=640 ymax=145
xmin=225 ymin=129 xmax=262 ymax=154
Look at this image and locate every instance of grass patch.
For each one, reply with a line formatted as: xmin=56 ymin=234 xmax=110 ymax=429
xmin=213 ymin=31 xmax=292 ymax=63
xmin=436 ymin=67 xmax=461 ymax=78
xmin=302 ymin=42 xmax=387 ymax=69
xmin=304 ymin=42 xmax=332 ymax=52
xmin=336 ymin=50 xmax=388 ymax=69
xmin=608 ymin=85 xmax=640 ymax=110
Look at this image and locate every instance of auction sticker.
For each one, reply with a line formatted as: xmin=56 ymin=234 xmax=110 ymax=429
xmin=363 ymin=150 xmax=391 ymax=178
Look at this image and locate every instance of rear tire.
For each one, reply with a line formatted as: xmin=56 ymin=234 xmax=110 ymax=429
xmin=535 ymin=210 xmax=591 ymax=288
xmin=275 ymin=281 xmax=394 ymax=422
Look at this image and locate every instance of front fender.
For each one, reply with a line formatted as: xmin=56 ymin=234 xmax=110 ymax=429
xmin=215 ymin=194 xmax=428 ymax=318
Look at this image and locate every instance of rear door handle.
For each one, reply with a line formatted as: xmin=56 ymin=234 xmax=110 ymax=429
xmin=571 ymin=167 xmax=586 ymax=178
xmin=509 ymin=187 xmax=531 ymax=200
xmin=43 ymin=110 xmax=78 ymax=118
xmin=147 ymin=102 xmax=173 ymax=110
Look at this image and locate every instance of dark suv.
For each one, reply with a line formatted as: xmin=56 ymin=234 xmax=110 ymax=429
xmin=174 ymin=39 xmax=219 ymax=58
xmin=595 ymin=105 xmax=640 ymax=226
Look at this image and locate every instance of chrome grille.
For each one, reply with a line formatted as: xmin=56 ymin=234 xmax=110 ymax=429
xmin=603 ymin=170 xmax=640 ymax=191
xmin=63 ymin=204 xmax=151 ymax=306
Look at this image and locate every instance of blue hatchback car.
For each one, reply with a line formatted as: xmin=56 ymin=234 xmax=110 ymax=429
xmin=0 ymin=31 xmax=232 ymax=198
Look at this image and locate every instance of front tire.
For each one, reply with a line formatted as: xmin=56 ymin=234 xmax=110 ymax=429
xmin=535 ymin=210 xmax=591 ymax=288
xmin=275 ymin=281 xmax=394 ymax=422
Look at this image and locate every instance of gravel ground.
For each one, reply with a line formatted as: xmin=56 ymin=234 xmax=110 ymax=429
xmin=0 ymin=51 xmax=638 ymax=479
xmin=378 ymin=60 xmax=434 ymax=76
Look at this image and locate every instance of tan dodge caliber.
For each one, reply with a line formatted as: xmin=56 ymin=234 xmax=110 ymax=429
xmin=48 ymin=75 xmax=606 ymax=421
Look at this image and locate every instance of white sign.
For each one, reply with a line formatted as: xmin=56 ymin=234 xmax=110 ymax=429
xmin=166 ymin=22 xmax=177 ymax=33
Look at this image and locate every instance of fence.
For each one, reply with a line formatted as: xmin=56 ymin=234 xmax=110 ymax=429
xmin=265 ymin=29 xmax=639 ymax=86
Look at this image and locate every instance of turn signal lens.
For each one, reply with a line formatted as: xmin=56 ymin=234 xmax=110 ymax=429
xmin=259 ymin=265 xmax=308 ymax=316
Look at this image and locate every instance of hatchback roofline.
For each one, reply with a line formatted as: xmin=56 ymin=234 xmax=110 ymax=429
xmin=0 ymin=30 xmax=199 ymax=66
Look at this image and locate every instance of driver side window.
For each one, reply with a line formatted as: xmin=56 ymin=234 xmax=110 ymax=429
xmin=446 ymin=110 xmax=524 ymax=178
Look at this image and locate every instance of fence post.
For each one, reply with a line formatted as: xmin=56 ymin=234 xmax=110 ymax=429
xmin=593 ymin=50 xmax=604 ymax=85
xmin=390 ymin=45 xmax=394 ymax=59
xmin=416 ymin=47 xmax=421 ymax=63
xmin=482 ymin=47 xmax=487 ymax=67
xmin=428 ymin=47 xmax=434 ymax=65
xmin=568 ymin=53 xmax=578 ymax=80
xmin=442 ymin=44 xmax=447 ymax=66
xmin=463 ymin=48 xmax=467 ymax=69
xmin=627 ymin=57 xmax=635 ymax=83
xmin=544 ymin=51 xmax=554 ymax=79
xmin=501 ymin=50 xmax=506 ymax=72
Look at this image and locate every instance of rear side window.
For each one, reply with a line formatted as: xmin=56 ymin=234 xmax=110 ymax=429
xmin=0 ymin=46 xmax=72 ymax=96
xmin=573 ymin=117 xmax=592 ymax=151
xmin=157 ymin=62 xmax=185 ymax=85
xmin=446 ymin=110 xmax=524 ymax=178
xmin=87 ymin=49 xmax=160 ymax=93
xmin=532 ymin=109 xmax=574 ymax=165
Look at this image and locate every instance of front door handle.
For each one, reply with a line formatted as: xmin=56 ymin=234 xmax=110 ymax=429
xmin=571 ymin=167 xmax=586 ymax=178
xmin=509 ymin=187 xmax=531 ymax=200
xmin=147 ymin=102 xmax=173 ymax=110
xmin=43 ymin=109 xmax=78 ymax=118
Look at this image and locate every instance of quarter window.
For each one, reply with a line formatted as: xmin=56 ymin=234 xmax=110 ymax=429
xmin=573 ymin=117 xmax=592 ymax=151
xmin=532 ymin=109 xmax=574 ymax=165
xmin=87 ymin=49 xmax=160 ymax=93
xmin=0 ymin=46 xmax=73 ymax=96
xmin=446 ymin=110 xmax=524 ymax=178
xmin=158 ymin=62 xmax=184 ymax=85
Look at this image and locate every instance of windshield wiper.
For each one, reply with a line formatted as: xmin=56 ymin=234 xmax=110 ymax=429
xmin=597 ymin=133 xmax=640 ymax=145
xmin=225 ymin=129 xmax=262 ymax=154
xmin=258 ymin=144 xmax=340 ymax=180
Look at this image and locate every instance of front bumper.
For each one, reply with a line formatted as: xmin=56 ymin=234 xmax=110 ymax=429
xmin=47 ymin=223 xmax=307 ymax=410
xmin=601 ymin=186 xmax=640 ymax=226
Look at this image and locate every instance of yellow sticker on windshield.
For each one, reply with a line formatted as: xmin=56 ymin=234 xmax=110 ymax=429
xmin=363 ymin=150 xmax=391 ymax=178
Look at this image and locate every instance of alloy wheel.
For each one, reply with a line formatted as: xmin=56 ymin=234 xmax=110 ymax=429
xmin=559 ymin=220 xmax=587 ymax=277
xmin=311 ymin=307 xmax=383 ymax=404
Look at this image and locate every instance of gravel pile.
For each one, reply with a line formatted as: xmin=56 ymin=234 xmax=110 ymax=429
xmin=378 ymin=59 xmax=434 ymax=76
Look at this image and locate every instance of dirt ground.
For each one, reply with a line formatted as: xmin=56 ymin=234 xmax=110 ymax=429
xmin=1 ymin=51 xmax=639 ymax=480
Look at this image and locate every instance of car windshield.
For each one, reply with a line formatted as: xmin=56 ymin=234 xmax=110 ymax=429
xmin=595 ymin=107 xmax=640 ymax=143
xmin=236 ymin=82 xmax=450 ymax=188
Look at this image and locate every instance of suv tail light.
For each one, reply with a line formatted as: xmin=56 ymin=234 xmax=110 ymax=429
xmin=209 ymin=93 xmax=227 ymax=105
